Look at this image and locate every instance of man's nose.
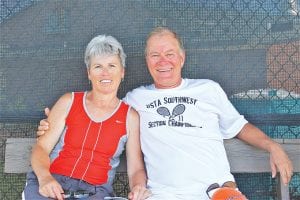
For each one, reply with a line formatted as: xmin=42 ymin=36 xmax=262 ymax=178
xmin=158 ymin=54 xmax=168 ymax=62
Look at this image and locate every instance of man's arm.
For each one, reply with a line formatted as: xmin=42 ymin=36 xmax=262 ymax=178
xmin=236 ymin=123 xmax=293 ymax=185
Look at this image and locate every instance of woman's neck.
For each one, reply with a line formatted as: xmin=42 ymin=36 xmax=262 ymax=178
xmin=85 ymin=91 xmax=120 ymax=120
xmin=86 ymin=91 xmax=119 ymax=108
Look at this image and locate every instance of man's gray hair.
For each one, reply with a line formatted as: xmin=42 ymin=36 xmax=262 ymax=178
xmin=145 ymin=26 xmax=185 ymax=56
xmin=84 ymin=35 xmax=126 ymax=68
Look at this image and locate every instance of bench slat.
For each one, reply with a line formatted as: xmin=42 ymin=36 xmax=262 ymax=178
xmin=5 ymin=138 xmax=300 ymax=173
xmin=5 ymin=138 xmax=36 ymax=173
xmin=4 ymin=138 xmax=128 ymax=173
xmin=223 ymin=138 xmax=300 ymax=200
xmin=224 ymin=139 xmax=300 ymax=172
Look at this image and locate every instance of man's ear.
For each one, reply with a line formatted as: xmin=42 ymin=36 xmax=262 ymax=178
xmin=121 ymin=67 xmax=125 ymax=79
xmin=180 ymin=51 xmax=186 ymax=68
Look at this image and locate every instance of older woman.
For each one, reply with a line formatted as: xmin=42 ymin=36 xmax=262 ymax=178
xmin=23 ymin=35 xmax=150 ymax=200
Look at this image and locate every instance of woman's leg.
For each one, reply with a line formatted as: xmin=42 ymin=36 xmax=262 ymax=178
xmin=78 ymin=181 xmax=114 ymax=200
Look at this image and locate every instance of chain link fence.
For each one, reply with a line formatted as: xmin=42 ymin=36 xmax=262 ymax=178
xmin=0 ymin=0 xmax=299 ymax=199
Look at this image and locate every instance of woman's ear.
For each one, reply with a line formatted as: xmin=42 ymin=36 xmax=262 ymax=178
xmin=87 ymin=68 xmax=90 ymax=79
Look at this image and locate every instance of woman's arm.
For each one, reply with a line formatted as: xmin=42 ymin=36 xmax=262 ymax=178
xmin=236 ymin=123 xmax=293 ymax=185
xmin=31 ymin=93 xmax=72 ymax=200
xmin=126 ymin=108 xmax=151 ymax=200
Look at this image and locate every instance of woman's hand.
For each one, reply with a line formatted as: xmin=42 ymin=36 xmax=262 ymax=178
xmin=38 ymin=175 xmax=64 ymax=200
xmin=128 ymin=184 xmax=152 ymax=200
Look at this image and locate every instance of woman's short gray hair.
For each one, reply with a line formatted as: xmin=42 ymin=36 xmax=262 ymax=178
xmin=84 ymin=35 xmax=126 ymax=68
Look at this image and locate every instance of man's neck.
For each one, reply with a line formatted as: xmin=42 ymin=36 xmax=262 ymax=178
xmin=154 ymin=78 xmax=183 ymax=89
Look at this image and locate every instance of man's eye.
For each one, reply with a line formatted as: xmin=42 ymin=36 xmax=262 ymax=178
xmin=151 ymin=54 xmax=159 ymax=57
xmin=109 ymin=64 xmax=116 ymax=68
xmin=166 ymin=53 xmax=174 ymax=57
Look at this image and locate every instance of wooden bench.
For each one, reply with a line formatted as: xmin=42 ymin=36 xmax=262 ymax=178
xmin=4 ymin=138 xmax=300 ymax=199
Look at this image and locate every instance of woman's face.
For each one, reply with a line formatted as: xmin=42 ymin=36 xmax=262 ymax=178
xmin=88 ymin=54 xmax=124 ymax=94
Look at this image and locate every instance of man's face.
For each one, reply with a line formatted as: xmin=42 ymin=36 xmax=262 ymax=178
xmin=145 ymin=32 xmax=185 ymax=89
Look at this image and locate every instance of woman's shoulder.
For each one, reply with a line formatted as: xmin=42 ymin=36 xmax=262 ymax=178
xmin=54 ymin=92 xmax=75 ymax=108
xmin=60 ymin=92 xmax=73 ymax=101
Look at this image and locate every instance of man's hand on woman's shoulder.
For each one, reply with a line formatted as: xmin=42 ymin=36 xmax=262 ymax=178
xmin=37 ymin=108 xmax=51 ymax=137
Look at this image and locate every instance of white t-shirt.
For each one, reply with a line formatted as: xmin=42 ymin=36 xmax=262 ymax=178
xmin=124 ymin=78 xmax=248 ymax=199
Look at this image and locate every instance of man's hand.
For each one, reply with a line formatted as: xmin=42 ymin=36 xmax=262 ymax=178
xmin=237 ymin=123 xmax=294 ymax=185
xmin=38 ymin=175 xmax=64 ymax=200
xmin=269 ymin=142 xmax=293 ymax=185
xmin=37 ymin=108 xmax=51 ymax=137
xmin=128 ymin=185 xmax=151 ymax=200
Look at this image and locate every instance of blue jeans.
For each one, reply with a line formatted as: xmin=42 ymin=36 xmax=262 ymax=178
xmin=23 ymin=171 xmax=114 ymax=200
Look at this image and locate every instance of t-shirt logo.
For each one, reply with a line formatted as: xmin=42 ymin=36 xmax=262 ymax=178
xmin=148 ymin=103 xmax=202 ymax=129
xmin=157 ymin=104 xmax=185 ymax=119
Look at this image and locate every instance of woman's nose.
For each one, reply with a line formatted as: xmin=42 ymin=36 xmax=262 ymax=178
xmin=100 ymin=67 xmax=110 ymax=74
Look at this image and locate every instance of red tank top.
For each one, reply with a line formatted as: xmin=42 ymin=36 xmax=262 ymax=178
xmin=50 ymin=92 xmax=129 ymax=185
